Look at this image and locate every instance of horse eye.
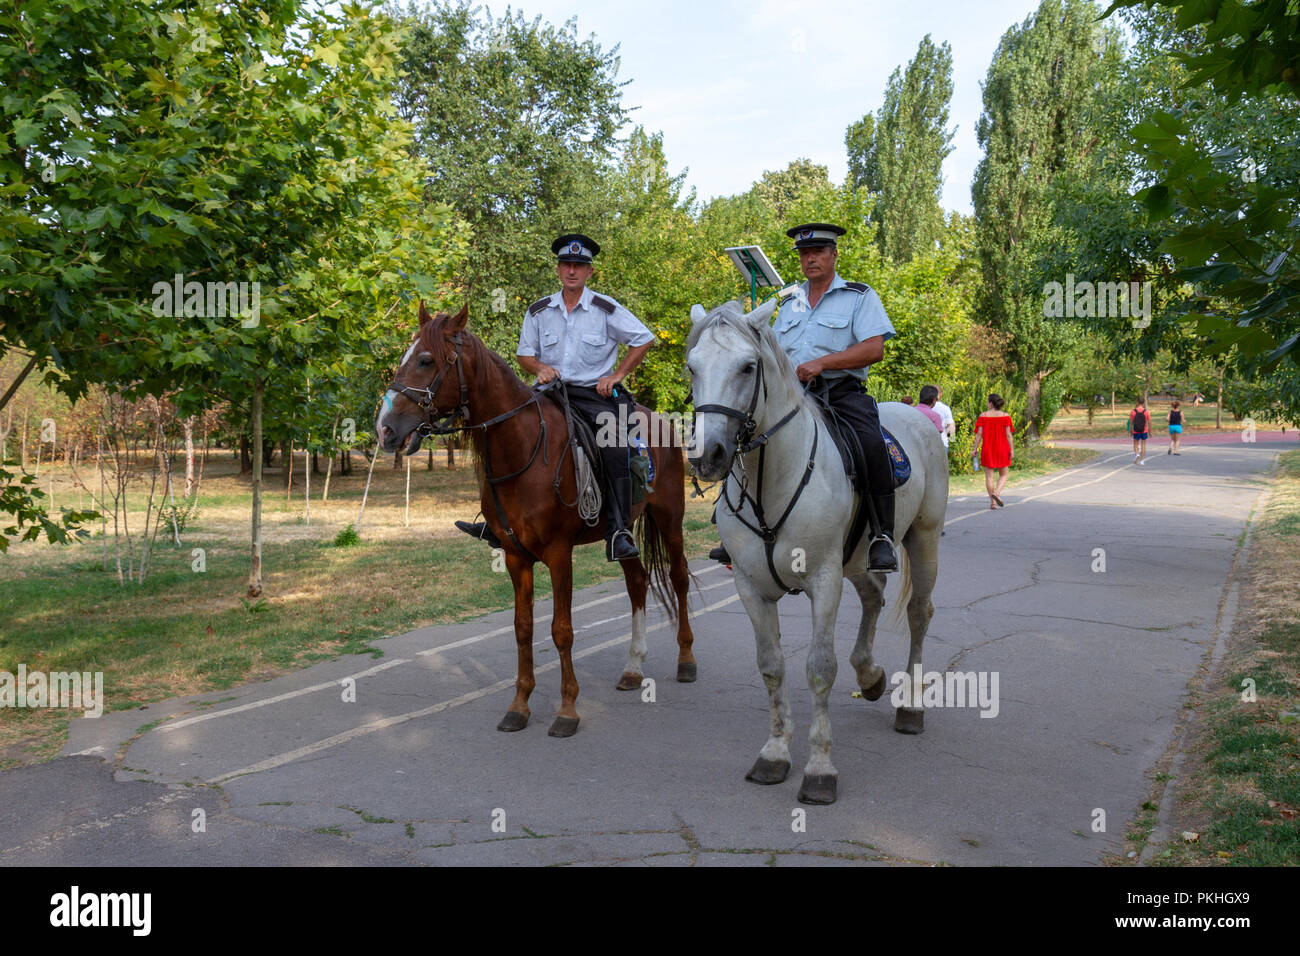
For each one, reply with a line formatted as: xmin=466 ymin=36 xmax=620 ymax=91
xmin=417 ymin=352 xmax=433 ymax=368
xmin=740 ymin=362 xmax=755 ymax=375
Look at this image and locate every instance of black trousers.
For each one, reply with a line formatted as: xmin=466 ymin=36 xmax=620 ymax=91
xmin=565 ymin=384 xmax=634 ymax=533
xmin=814 ymin=376 xmax=893 ymax=497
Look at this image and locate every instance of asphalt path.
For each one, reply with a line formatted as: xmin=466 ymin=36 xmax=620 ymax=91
xmin=1 ymin=433 xmax=1292 ymax=866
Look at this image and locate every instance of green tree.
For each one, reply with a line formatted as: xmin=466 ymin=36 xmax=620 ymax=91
xmin=1103 ymin=0 xmax=1300 ymax=419
xmin=971 ymin=0 xmax=1117 ymax=437
xmin=390 ymin=0 xmax=629 ymax=359
xmin=848 ymin=35 xmax=955 ymax=262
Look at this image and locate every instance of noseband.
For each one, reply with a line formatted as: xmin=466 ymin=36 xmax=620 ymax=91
xmin=692 ymin=324 xmax=801 ymax=461
xmin=387 ymin=331 xmax=471 ymax=436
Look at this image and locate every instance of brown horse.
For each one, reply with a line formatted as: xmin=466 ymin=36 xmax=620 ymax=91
xmin=375 ymin=303 xmax=697 ymax=738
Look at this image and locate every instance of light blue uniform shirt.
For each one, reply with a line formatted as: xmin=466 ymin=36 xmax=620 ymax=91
xmin=517 ymin=287 xmax=655 ymax=388
xmin=773 ymin=273 xmax=896 ymax=381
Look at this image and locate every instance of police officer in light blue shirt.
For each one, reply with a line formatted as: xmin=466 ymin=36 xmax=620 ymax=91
xmin=456 ymin=233 xmax=654 ymax=562
xmin=708 ymin=223 xmax=901 ymax=571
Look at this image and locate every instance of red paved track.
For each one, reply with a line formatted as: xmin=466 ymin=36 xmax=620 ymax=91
xmin=1055 ymin=430 xmax=1296 ymax=445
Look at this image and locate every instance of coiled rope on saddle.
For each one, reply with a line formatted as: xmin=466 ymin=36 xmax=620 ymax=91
xmin=548 ymin=381 xmax=603 ymax=526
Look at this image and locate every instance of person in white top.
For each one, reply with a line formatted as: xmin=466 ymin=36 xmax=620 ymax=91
xmin=930 ymin=386 xmax=956 ymax=449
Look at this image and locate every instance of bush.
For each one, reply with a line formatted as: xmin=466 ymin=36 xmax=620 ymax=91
xmin=947 ymin=374 xmax=1027 ymax=474
xmin=333 ymin=524 xmax=360 ymax=547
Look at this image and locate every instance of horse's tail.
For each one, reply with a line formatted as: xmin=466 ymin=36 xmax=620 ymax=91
xmin=888 ymin=542 xmax=913 ymax=632
xmin=636 ymin=506 xmax=677 ymax=622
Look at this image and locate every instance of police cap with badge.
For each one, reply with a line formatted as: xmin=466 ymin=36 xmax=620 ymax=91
xmin=786 ymin=222 xmax=847 ymax=249
xmin=552 ymin=233 xmax=600 ymax=264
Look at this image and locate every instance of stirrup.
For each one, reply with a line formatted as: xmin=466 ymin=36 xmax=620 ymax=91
xmin=607 ymin=529 xmax=639 ymax=562
xmin=867 ymin=533 xmax=898 ymax=572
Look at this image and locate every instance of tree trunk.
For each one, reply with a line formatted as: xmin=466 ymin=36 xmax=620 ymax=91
xmin=312 ymin=450 xmax=321 ymax=475
xmin=183 ymin=417 xmax=195 ymax=497
xmin=239 ymin=433 xmax=252 ymax=475
xmin=248 ymin=379 xmax=265 ymax=598
xmin=1024 ymin=371 xmax=1048 ymax=440
xmin=1216 ymin=367 xmax=1224 ymax=429
xmin=427 ymin=446 xmax=433 ymax=471
xmin=393 ymin=446 xmax=403 ymax=469
xmin=281 ymin=438 xmax=292 ymax=489
xmin=446 ymin=436 xmax=455 ymax=470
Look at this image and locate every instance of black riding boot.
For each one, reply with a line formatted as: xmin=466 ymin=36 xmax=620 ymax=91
xmin=605 ymin=476 xmax=639 ymax=562
xmin=868 ymin=492 xmax=898 ymax=572
xmin=455 ymin=520 xmax=502 ymax=550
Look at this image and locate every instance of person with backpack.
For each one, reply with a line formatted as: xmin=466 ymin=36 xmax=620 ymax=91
xmin=1128 ymin=400 xmax=1151 ymax=465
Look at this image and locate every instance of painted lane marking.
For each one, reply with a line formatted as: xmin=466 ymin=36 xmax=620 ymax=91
xmin=944 ymin=455 xmax=1135 ymax=528
xmin=158 ymin=563 xmax=724 ymax=732
xmin=206 ymin=593 xmax=741 ymax=784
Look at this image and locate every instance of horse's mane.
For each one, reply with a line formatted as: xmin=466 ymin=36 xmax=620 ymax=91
xmin=686 ymin=301 xmax=822 ymax=420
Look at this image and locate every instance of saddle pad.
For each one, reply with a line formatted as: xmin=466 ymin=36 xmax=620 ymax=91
xmin=883 ymin=427 xmax=911 ymax=488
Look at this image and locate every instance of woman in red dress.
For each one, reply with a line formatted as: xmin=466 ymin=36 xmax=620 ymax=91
xmin=972 ymin=394 xmax=1015 ymax=509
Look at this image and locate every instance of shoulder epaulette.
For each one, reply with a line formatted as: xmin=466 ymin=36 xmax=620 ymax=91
xmin=843 ymin=281 xmax=870 ymax=294
xmin=527 ymin=296 xmax=552 ymax=316
xmin=590 ymin=295 xmax=616 ymax=314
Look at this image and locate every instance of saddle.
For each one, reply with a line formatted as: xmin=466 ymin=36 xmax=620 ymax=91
xmin=807 ymin=387 xmax=911 ymax=565
xmin=541 ymin=384 xmax=654 ymax=523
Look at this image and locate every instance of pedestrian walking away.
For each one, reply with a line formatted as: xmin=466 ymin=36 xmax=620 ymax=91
xmin=916 ymin=384 xmax=945 ymax=435
xmin=1167 ymin=400 xmax=1183 ymax=455
xmin=972 ymin=394 xmax=1014 ymax=509
xmin=931 ymin=385 xmax=957 ymax=450
xmin=1129 ymin=399 xmax=1151 ymax=465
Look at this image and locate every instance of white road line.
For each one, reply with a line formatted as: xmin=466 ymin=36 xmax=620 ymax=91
xmin=207 ymin=592 xmax=742 ymax=784
xmin=531 ymin=579 xmax=733 ymax=647
xmin=159 ymin=563 xmax=725 ymax=732
xmin=418 ymin=562 xmax=723 ymax=656
xmin=161 ymin=657 xmax=411 ymax=733
xmin=944 ymin=453 xmax=1134 ymax=527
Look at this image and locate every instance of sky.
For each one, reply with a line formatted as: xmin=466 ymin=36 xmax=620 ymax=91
xmin=496 ymin=0 xmax=1048 ymax=213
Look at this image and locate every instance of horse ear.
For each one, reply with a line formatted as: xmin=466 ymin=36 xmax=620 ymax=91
xmin=418 ymin=300 xmax=435 ymax=326
xmin=690 ymin=304 xmax=708 ymax=325
xmin=447 ymin=304 xmax=469 ymax=332
xmin=747 ymin=297 xmax=778 ymax=327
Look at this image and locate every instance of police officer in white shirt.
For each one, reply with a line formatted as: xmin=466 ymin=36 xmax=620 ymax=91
xmin=456 ymin=233 xmax=655 ymax=562
xmin=708 ymin=223 xmax=900 ymax=571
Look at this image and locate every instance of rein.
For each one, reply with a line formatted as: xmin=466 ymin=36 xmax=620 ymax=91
xmin=695 ymin=325 xmax=818 ymax=595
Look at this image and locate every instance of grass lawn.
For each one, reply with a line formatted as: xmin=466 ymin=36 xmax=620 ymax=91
xmin=1 ymin=438 xmax=1093 ymax=767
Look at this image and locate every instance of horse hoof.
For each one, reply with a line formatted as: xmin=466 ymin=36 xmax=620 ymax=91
xmin=616 ymin=672 xmax=643 ymax=691
xmin=797 ymin=774 xmax=838 ymax=805
xmin=676 ymin=662 xmax=697 ymax=683
xmin=862 ymin=670 xmax=888 ymax=701
xmin=497 ymin=711 xmax=529 ymax=733
xmin=895 ymin=707 xmax=925 ymax=734
xmin=745 ymin=757 xmax=791 ymax=785
xmin=548 ymin=715 xmax=580 ymax=738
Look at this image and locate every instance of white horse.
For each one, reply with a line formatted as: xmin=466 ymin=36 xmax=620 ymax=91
xmin=685 ymin=298 xmax=948 ymax=805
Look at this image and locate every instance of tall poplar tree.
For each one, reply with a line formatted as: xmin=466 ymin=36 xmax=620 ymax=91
xmin=846 ymin=35 xmax=955 ymax=263
xmin=971 ymin=0 xmax=1113 ymax=435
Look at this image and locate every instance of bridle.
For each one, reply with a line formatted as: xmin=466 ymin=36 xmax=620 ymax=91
xmin=386 ymin=328 xmax=549 ymax=562
xmin=692 ymin=323 xmax=818 ymax=595
xmin=386 ymin=330 xmax=472 ymax=437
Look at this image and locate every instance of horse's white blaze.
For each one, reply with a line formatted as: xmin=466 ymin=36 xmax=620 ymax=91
xmin=686 ymin=300 xmax=948 ymax=797
xmin=624 ymin=607 xmax=647 ymax=676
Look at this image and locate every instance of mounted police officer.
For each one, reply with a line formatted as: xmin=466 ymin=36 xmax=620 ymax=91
xmin=709 ymin=222 xmax=899 ymax=571
xmin=456 ymin=233 xmax=655 ymax=562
